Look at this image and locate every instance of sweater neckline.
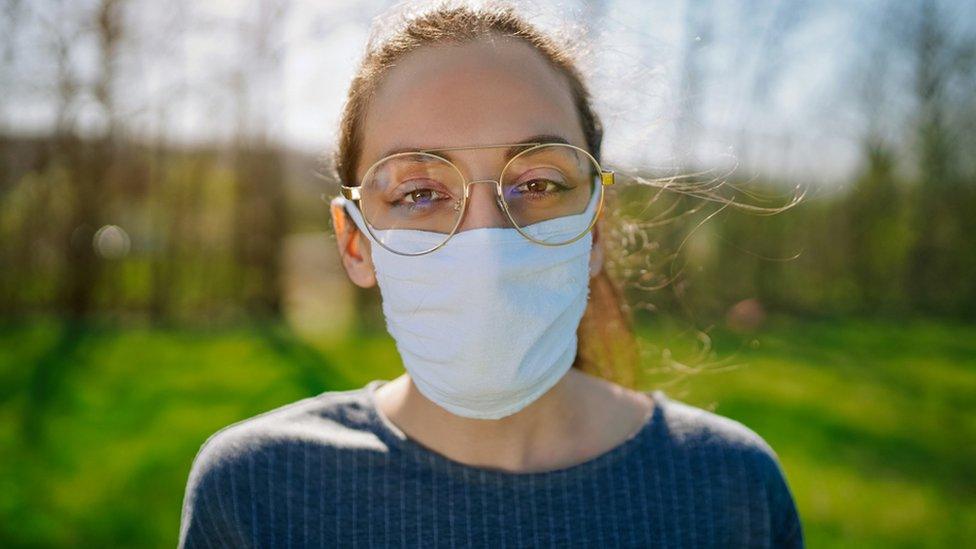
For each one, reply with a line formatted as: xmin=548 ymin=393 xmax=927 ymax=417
xmin=363 ymin=378 xmax=665 ymax=481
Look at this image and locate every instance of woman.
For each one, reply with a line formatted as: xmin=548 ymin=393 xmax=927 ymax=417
xmin=179 ymin=2 xmax=804 ymax=547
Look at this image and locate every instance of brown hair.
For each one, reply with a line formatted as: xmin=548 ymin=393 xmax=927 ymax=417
xmin=332 ymin=0 xmax=639 ymax=387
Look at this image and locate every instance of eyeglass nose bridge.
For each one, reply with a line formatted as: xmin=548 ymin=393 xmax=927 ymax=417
xmin=462 ymin=178 xmax=508 ymax=214
xmin=463 ymin=178 xmax=500 ymax=196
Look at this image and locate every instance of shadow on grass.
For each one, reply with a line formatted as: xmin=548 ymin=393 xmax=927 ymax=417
xmin=20 ymin=321 xmax=91 ymax=447
xmin=717 ymin=396 xmax=976 ymax=502
xmin=252 ymin=323 xmax=355 ymax=395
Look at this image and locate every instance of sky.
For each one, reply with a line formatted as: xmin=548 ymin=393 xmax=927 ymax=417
xmin=2 ymin=0 xmax=973 ymax=185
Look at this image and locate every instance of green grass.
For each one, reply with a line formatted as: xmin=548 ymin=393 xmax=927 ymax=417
xmin=637 ymin=315 xmax=976 ymax=548
xmin=0 ymin=315 xmax=973 ymax=547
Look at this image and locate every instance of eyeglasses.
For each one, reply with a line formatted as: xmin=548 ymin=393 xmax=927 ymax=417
xmin=339 ymin=141 xmax=615 ymax=256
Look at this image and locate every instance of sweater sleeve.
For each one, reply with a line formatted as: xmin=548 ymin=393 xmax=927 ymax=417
xmin=757 ymin=446 xmax=804 ymax=548
xmin=178 ymin=430 xmax=250 ymax=549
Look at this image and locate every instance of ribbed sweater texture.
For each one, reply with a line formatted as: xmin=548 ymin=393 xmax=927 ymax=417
xmin=179 ymin=379 xmax=803 ymax=548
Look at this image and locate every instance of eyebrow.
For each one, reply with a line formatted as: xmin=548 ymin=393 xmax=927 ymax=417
xmin=374 ymin=134 xmax=573 ymax=164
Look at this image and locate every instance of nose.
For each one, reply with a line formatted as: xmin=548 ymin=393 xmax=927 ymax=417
xmin=458 ymin=179 xmax=511 ymax=230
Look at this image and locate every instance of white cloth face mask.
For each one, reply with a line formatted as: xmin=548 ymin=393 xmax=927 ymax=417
xmin=333 ymin=191 xmax=598 ymax=420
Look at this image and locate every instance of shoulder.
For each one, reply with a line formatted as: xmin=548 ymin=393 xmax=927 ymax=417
xmin=651 ymin=390 xmax=784 ymax=477
xmin=184 ymin=382 xmax=385 ymax=481
xmin=178 ymin=381 xmax=383 ymax=546
xmin=649 ymin=390 xmax=805 ymax=547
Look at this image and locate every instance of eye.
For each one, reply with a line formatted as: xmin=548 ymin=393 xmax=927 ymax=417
xmin=514 ymin=178 xmax=567 ymax=194
xmin=401 ymin=187 xmax=449 ymax=205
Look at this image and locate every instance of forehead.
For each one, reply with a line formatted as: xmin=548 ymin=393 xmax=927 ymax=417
xmin=358 ymin=37 xmax=585 ymax=177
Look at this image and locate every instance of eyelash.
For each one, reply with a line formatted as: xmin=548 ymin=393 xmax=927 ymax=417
xmin=511 ymin=178 xmax=570 ymax=197
xmin=388 ymin=175 xmax=570 ymax=210
xmin=390 ymin=182 xmax=452 ymax=208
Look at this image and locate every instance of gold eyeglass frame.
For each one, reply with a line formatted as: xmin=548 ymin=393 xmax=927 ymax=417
xmin=339 ymin=142 xmax=615 ymax=256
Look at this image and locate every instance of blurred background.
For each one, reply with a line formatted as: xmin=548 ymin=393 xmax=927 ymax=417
xmin=1 ymin=0 xmax=974 ymax=546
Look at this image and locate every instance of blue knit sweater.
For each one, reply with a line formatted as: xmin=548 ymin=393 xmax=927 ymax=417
xmin=179 ymin=379 xmax=803 ymax=548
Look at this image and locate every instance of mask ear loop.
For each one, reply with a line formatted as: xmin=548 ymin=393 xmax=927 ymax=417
xmin=329 ymin=195 xmax=377 ymax=246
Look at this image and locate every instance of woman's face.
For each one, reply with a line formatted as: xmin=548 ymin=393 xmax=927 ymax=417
xmin=334 ymin=37 xmax=604 ymax=287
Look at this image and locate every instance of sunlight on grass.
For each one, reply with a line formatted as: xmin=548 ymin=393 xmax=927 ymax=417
xmin=636 ymin=315 xmax=976 ymax=548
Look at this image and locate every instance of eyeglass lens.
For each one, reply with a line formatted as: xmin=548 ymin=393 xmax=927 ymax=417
xmin=358 ymin=144 xmax=600 ymax=254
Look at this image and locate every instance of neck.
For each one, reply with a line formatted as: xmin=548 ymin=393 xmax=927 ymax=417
xmin=375 ymin=368 xmax=596 ymax=473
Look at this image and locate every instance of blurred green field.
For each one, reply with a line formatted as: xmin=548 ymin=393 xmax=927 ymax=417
xmin=1 ymin=316 xmax=973 ymax=547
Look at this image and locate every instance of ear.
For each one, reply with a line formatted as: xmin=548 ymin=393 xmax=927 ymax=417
xmin=589 ymin=221 xmax=604 ymax=278
xmin=330 ymin=201 xmax=377 ymax=288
